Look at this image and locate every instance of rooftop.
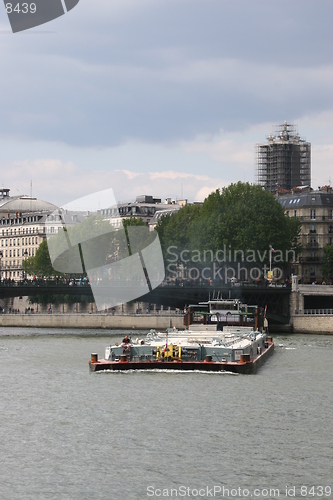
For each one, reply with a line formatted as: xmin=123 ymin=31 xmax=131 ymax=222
xmin=277 ymin=186 xmax=333 ymax=208
xmin=0 ymin=188 xmax=57 ymax=215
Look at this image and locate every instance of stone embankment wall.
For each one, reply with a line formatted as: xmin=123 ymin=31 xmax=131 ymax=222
xmin=291 ymin=315 xmax=333 ymax=334
xmin=0 ymin=313 xmax=185 ymax=330
xmin=1 ymin=312 xmax=332 ymax=333
xmin=289 ymin=285 xmax=333 ymax=333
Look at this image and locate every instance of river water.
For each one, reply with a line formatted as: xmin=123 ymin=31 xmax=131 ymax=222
xmin=0 ymin=328 xmax=332 ymax=500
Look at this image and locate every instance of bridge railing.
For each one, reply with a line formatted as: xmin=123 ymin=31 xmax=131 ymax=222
xmin=296 ymin=309 xmax=333 ymax=315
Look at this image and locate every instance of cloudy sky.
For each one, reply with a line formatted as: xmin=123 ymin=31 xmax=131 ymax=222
xmin=0 ymin=0 xmax=332 ymax=207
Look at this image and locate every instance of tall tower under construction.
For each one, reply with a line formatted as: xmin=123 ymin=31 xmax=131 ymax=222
xmin=256 ymin=121 xmax=311 ymax=193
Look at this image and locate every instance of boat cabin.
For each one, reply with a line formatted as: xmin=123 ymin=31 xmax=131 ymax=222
xmin=184 ymin=299 xmax=264 ymax=331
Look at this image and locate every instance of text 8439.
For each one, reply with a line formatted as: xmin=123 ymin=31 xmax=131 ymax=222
xmin=5 ymin=3 xmax=36 ymax=14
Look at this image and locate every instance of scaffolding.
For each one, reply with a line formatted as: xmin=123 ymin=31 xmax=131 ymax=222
xmin=256 ymin=121 xmax=311 ymax=193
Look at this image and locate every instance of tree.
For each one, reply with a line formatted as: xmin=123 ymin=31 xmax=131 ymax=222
xmin=122 ymin=217 xmax=146 ymax=229
xmin=23 ymin=240 xmax=56 ymax=277
xmin=156 ymin=182 xmax=301 ymax=282
xmin=196 ymin=184 xmax=287 ymax=251
xmin=156 ymin=203 xmax=202 ymax=258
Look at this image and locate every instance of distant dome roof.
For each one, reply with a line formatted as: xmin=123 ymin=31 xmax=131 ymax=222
xmin=0 ymin=191 xmax=57 ymax=215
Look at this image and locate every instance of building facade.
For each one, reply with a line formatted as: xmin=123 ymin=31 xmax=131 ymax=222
xmin=278 ymin=186 xmax=333 ymax=283
xmin=0 ymin=190 xmax=185 ymax=281
xmin=0 ymin=188 xmax=57 ymax=281
xmin=98 ymin=195 xmax=185 ymax=229
xmin=257 ymin=122 xmax=311 ymax=193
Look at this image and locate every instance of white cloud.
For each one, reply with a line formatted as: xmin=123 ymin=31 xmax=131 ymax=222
xmin=1 ymin=159 xmax=227 ymax=206
xmin=311 ymin=145 xmax=333 ymax=187
xmin=181 ymin=136 xmax=254 ymax=168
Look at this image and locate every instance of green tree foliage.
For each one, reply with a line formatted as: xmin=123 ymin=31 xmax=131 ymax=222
xmin=156 ymin=182 xmax=301 ymax=273
xmin=122 ymin=217 xmax=146 ymax=229
xmin=23 ymin=240 xmax=56 ymax=277
xmin=195 ymin=182 xmax=301 ymax=257
xmin=155 ymin=204 xmax=202 ymax=260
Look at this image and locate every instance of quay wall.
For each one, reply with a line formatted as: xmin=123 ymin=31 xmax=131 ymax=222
xmin=1 ymin=312 xmax=332 ymax=334
xmin=291 ymin=314 xmax=333 ymax=334
xmin=289 ymin=287 xmax=333 ymax=333
xmin=0 ymin=313 xmax=185 ymax=330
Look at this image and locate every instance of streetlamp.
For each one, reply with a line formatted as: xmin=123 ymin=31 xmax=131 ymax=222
xmin=23 ymin=250 xmax=28 ymax=282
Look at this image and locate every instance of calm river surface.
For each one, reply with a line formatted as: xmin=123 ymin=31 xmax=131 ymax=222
xmin=0 ymin=328 xmax=332 ymax=500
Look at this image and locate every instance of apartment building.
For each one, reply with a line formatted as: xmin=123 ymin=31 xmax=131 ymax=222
xmin=98 ymin=195 xmax=184 ymax=229
xmin=278 ymin=186 xmax=333 ymax=283
xmin=0 ymin=190 xmax=185 ymax=280
xmin=0 ymin=188 xmax=57 ymax=281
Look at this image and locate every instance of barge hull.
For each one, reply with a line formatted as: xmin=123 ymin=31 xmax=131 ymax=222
xmin=89 ymin=340 xmax=274 ymax=375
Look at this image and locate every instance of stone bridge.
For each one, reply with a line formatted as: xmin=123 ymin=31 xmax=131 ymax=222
xmin=0 ymin=282 xmax=291 ymax=325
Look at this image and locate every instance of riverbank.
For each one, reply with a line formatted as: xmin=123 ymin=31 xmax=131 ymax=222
xmin=0 ymin=312 xmax=333 ymax=333
xmin=0 ymin=313 xmax=185 ymax=330
xmin=291 ymin=314 xmax=333 ymax=334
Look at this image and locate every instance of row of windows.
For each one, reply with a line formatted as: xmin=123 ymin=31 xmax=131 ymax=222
xmin=286 ymin=209 xmax=333 ymax=219
xmin=45 ymin=227 xmax=63 ymax=234
xmin=0 ymin=215 xmax=39 ymax=226
xmin=308 ymin=225 xmax=333 ymax=234
xmin=1 ymin=227 xmax=43 ymax=236
xmin=308 ymin=209 xmax=333 ymax=219
xmin=1 ymin=237 xmax=39 ymax=247
xmin=306 ymin=237 xmax=333 ymax=245
xmin=103 ymin=206 xmax=157 ymax=217
xmin=3 ymin=261 xmax=22 ymax=268
xmin=46 ymin=214 xmax=62 ymax=222
xmin=2 ymin=254 xmax=35 ymax=267
xmin=0 ymin=271 xmax=21 ymax=278
xmin=101 ymin=208 xmax=120 ymax=216
xmin=0 ymin=247 xmax=35 ymax=257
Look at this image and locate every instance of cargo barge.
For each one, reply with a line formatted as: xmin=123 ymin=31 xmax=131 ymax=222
xmin=89 ymin=337 xmax=274 ymax=374
xmin=89 ymin=300 xmax=274 ymax=374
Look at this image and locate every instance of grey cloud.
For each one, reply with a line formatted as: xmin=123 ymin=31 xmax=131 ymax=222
xmin=0 ymin=0 xmax=332 ymax=147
